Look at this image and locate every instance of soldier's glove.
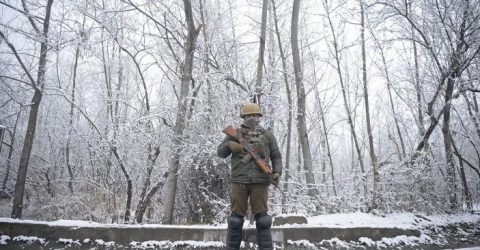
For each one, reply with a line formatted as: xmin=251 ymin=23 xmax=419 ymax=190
xmin=271 ymin=172 xmax=281 ymax=185
xmin=228 ymin=141 xmax=243 ymax=154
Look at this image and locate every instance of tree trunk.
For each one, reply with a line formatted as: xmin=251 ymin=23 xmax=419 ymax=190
xmin=473 ymin=93 xmax=480 ymax=140
xmin=291 ymin=0 xmax=318 ymax=200
xmin=12 ymin=91 xmax=43 ymax=218
xmin=199 ymin=0 xmax=213 ymax=127
xmin=412 ymin=29 xmax=425 ymax=139
xmin=315 ymin=89 xmax=337 ymax=197
xmin=255 ymin=0 xmax=268 ymax=101
xmin=65 ymin=44 xmax=81 ymax=195
xmin=443 ymin=77 xmax=457 ymax=210
xmin=360 ymin=1 xmax=379 ymax=210
xmin=320 ymin=132 xmax=327 ymax=186
xmin=101 ymin=38 xmax=114 ymax=125
xmin=11 ymin=0 xmax=54 ymax=219
xmin=110 ymin=147 xmax=132 ymax=222
xmin=0 ymin=126 xmax=4 ymax=155
xmin=135 ymin=147 xmax=161 ymax=223
xmin=136 ymin=180 xmax=165 ymax=223
xmin=100 ymin=29 xmax=114 ymax=180
xmin=464 ymin=90 xmax=480 ymax=146
xmin=442 ymin=0 xmax=470 ymax=210
xmin=1 ymin=112 xmax=20 ymax=195
xmin=163 ymin=0 xmax=201 ymax=224
xmin=271 ymin=0 xmax=294 ymax=213
xmin=450 ymin=135 xmax=472 ymax=210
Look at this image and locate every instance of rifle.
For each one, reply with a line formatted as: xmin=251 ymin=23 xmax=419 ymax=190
xmin=223 ymin=125 xmax=284 ymax=196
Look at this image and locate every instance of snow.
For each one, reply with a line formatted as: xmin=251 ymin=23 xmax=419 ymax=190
xmin=130 ymin=240 xmax=225 ymax=248
xmin=12 ymin=235 xmax=46 ymax=244
xmin=319 ymin=237 xmax=351 ymax=248
xmin=58 ymin=238 xmax=81 ymax=246
xmin=287 ymin=239 xmax=316 ymax=247
xmin=307 ymin=234 xmax=435 ymax=249
xmin=0 ymin=217 xmax=225 ymax=229
xmin=275 ymin=213 xmax=308 ymax=218
xmin=0 ymin=235 xmax=10 ymax=245
xmin=306 ymin=211 xmax=480 ymax=229
xmin=358 ymin=236 xmax=375 ymax=246
xmin=95 ymin=239 xmax=115 ymax=247
xmin=1 ymin=211 xmax=477 ymax=230
xmin=378 ymin=234 xmax=433 ymax=246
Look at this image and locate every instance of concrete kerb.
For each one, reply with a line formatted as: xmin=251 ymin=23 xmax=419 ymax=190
xmin=0 ymin=221 xmax=420 ymax=245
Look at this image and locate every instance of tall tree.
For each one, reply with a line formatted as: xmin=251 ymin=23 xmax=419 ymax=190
xmin=163 ymin=0 xmax=202 ymax=224
xmin=0 ymin=0 xmax=55 ymax=219
xmin=271 ymin=0 xmax=294 ymax=213
xmin=291 ymin=0 xmax=318 ymax=200
xmin=360 ymin=1 xmax=379 ymax=209
xmin=65 ymin=29 xmax=84 ymax=195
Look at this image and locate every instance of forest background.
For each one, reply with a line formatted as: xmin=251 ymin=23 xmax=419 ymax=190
xmin=0 ymin=0 xmax=479 ymax=225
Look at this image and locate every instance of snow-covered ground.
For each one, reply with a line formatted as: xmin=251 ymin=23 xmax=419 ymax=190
xmin=0 ymin=211 xmax=479 ymax=249
xmin=1 ymin=211 xmax=478 ymax=229
xmin=306 ymin=211 xmax=480 ymax=229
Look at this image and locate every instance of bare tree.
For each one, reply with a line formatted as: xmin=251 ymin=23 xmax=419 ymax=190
xmin=360 ymin=1 xmax=379 ymax=209
xmin=385 ymin=0 xmax=480 ymax=209
xmin=323 ymin=0 xmax=367 ymax=199
xmin=0 ymin=0 xmax=55 ymax=219
xmin=163 ymin=0 xmax=202 ymax=224
xmin=271 ymin=0 xmax=295 ymax=212
xmin=292 ymin=0 xmax=318 ymax=200
xmin=65 ymin=27 xmax=85 ymax=195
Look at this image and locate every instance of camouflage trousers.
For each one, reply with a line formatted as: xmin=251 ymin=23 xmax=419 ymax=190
xmin=230 ymin=183 xmax=269 ymax=217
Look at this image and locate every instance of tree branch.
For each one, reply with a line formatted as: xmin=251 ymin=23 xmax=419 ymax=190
xmin=224 ymin=76 xmax=249 ymax=92
xmin=0 ymin=1 xmax=43 ymax=22
xmin=0 ymin=75 xmax=34 ymax=88
xmin=21 ymin=0 xmax=41 ymax=35
xmin=468 ymin=88 xmax=480 ymax=93
xmin=451 ymin=134 xmax=480 ymax=179
xmin=0 ymin=30 xmax=38 ymax=90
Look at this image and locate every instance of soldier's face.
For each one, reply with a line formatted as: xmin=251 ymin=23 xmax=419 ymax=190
xmin=244 ymin=114 xmax=260 ymax=123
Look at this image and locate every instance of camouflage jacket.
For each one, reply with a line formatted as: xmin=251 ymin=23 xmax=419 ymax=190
xmin=217 ymin=125 xmax=282 ymax=184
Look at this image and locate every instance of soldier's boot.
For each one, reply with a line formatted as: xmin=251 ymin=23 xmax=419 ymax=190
xmin=255 ymin=213 xmax=273 ymax=250
xmin=226 ymin=213 xmax=244 ymax=250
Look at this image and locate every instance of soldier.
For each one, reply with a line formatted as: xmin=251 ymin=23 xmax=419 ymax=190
xmin=217 ymin=103 xmax=282 ymax=250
